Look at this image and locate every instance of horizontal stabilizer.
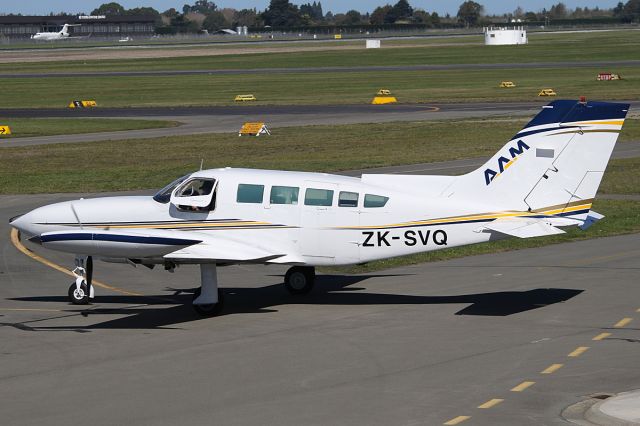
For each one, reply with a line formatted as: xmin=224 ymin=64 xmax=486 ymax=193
xmin=477 ymin=217 xmax=566 ymax=238
xmin=579 ymin=210 xmax=605 ymax=230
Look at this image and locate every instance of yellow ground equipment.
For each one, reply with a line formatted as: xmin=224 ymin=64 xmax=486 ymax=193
xmin=68 ymin=100 xmax=97 ymax=108
xmin=334 ymin=34 xmax=342 ymax=39
xmin=538 ymin=89 xmax=557 ymax=97
xmin=239 ymin=122 xmax=270 ymax=136
xmin=371 ymin=96 xmax=397 ymax=105
xmin=377 ymin=89 xmax=392 ymax=95
xmin=0 ymin=125 xmax=11 ymax=135
xmin=597 ymin=73 xmax=622 ymax=81
xmin=234 ymin=94 xmax=257 ymax=102
xmin=499 ymin=81 xmax=516 ymax=88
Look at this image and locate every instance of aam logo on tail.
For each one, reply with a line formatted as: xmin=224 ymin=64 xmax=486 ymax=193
xmin=484 ymin=140 xmax=530 ymax=185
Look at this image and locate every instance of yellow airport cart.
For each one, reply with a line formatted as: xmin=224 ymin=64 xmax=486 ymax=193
xmin=538 ymin=89 xmax=557 ymax=97
xmin=234 ymin=94 xmax=257 ymax=102
xmin=499 ymin=81 xmax=516 ymax=88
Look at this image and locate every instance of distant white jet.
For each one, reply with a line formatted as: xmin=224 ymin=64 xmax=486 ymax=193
xmin=31 ymin=24 xmax=80 ymax=40
xmin=10 ymin=100 xmax=629 ymax=316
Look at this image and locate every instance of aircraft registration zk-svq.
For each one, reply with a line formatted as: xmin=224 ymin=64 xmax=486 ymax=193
xmin=10 ymin=99 xmax=629 ymax=316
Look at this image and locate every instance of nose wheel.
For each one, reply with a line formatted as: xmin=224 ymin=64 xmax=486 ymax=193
xmin=68 ymin=281 xmax=89 ymax=304
xmin=284 ymin=266 xmax=315 ymax=295
xmin=68 ymin=256 xmax=93 ymax=305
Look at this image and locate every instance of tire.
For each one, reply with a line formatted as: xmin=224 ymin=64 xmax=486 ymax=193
xmin=68 ymin=281 xmax=89 ymax=305
xmin=284 ymin=266 xmax=315 ymax=295
xmin=192 ymin=288 xmax=224 ymax=317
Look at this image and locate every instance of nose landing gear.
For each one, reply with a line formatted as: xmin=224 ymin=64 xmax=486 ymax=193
xmin=68 ymin=256 xmax=94 ymax=305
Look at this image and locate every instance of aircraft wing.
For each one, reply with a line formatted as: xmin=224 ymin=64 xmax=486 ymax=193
xmin=32 ymin=228 xmax=287 ymax=263
xmin=476 ymin=217 xmax=568 ymax=238
xmin=164 ymin=240 xmax=285 ymax=264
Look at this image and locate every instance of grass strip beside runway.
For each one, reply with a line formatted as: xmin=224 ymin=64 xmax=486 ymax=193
xmin=2 ymin=66 xmax=638 ymax=108
xmin=0 ymin=118 xmax=178 ymax=138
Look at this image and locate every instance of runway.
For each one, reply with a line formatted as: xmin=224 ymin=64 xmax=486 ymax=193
xmin=5 ymin=101 xmax=640 ymax=148
xmin=1 ymin=193 xmax=639 ymax=425
xmin=2 ymin=59 xmax=640 ymax=78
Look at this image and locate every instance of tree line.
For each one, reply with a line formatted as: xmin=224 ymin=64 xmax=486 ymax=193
xmin=79 ymin=0 xmax=640 ymax=34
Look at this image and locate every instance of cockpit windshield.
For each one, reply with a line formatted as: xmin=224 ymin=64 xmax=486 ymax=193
xmin=153 ymin=174 xmax=192 ymax=203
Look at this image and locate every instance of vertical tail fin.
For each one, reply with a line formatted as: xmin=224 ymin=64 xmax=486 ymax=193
xmin=450 ymin=100 xmax=629 ymax=219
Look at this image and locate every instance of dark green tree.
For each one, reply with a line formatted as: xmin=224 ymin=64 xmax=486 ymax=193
xmin=343 ymin=10 xmax=363 ymax=24
xmin=370 ymin=5 xmax=392 ymax=24
xmin=457 ymin=1 xmax=484 ymax=27
xmin=91 ymin=2 xmax=126 ymax=15
xmin=233 ymin=8 xmax=261 ymax=27
xmin=622 ymin=0 xmax=640 ymax=22
xmin=391 ymin=0 xmax=414 ymax=20
xmin=262 ymin=0 xmax=302 ymax=26
xmin=202 ymin=11 xmax=228 ymax=31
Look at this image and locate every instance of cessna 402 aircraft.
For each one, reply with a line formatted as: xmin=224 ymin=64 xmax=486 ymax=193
xmin=10 ymin=99 xmax=629 ymax=316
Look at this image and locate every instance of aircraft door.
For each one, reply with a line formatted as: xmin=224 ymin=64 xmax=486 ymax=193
xmin=300 ymin=182 xmax=338 ymax=262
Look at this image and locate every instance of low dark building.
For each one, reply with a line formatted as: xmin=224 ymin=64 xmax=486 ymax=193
xmin=0 ymin=15 xmax=156 ymax=39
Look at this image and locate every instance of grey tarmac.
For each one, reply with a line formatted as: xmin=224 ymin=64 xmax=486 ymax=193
xmin=1 ymin=191 xmax=639 ymax=425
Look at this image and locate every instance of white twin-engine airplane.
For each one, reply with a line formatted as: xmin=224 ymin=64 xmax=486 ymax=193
xmin=31 ymin=24 xmax=81 ymax=40
xmin=10 ymin=99 xmax=629 ymax=316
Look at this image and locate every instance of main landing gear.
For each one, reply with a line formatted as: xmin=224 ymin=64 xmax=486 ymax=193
xmin=284 ymin=266 xmax=315 ymax=295
xmin=192 ymin=264 xmax=224 ymax=317
xmin=68 ymin=256 xmax=94 ymax=305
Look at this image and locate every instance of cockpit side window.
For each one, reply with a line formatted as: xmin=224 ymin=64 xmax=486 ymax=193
xmin=176 ymin=179 xmax=215 ymax=198
xmin=172 ymin=178 xmax=217 ymax=212
xmin=153 ymin=174 xmax=192 ymax=204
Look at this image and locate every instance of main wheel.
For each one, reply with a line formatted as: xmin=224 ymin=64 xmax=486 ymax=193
xmin=284 ymin=266 xmax=315 ymax=295
xmin=192 ymin=288 xmax=224 ymax=317
xmin=68 ymin=281 xmax=89 ymax=305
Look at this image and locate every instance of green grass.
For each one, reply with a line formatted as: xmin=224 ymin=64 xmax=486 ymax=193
xmin=0 ymin=118 xmax=638 ymax=194
xmin=599 ymin=157 xmax=640 ymax=194
xmin=1 ymin=66 xmax=639 ymax=109
xmin=327 ymin=198 xmax=640 ymax=273
xmin=0 ymin=118 xmax=178 ymax=138
xmin=1 ymin=30 xmax=639 ymax=74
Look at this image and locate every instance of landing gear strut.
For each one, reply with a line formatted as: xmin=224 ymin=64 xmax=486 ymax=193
xmin=284 ymin=266 xmax=315 ymax=295
xmin=68 ymin=256 xmax=94 ymax=305
xmin=192 ymin=264 xmax=224 ymax=317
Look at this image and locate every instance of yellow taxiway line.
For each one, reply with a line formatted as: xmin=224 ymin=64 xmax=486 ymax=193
xmin=592 ymin=332 xmax=611 ymax=341
xmin=568 ymin=346 xmax=589 ymax=357
xmin=613 ymin=318 xmax=633 ymax=328
xmin=443 ymin=415 xmax=471 ymax=425
xmin=477 ymin=398 xmax=503 ymax=409
xmin=541 ymin=363 xmax=563 ymax=374
xmin=511 ymin=381 xmax=535 ymax=392
xmin=10 ymin=229 xmax=141 ymax=296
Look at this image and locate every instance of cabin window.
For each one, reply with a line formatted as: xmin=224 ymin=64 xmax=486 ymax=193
xmin=338 ymin=191 xmax=359 ymax=207
xmin=237 ymin=184 xmax=264 ymax=203
xmin=270 ymin=186 xmax=299 ymax=205
xmin=364 ymin=194 xmax=389 ymax=208
xmin=304 ymin=188 xmax=334 ymax=206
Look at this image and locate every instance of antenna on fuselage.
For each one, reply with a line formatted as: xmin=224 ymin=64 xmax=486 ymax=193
xmin=199 ymin=158 xmax=204 ymax=171
xmin=70 ymin=203 xmax=83 ymax=230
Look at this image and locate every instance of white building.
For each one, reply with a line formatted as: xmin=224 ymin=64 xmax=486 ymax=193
xmin=484 ymin=26 xmax=527 ymax=45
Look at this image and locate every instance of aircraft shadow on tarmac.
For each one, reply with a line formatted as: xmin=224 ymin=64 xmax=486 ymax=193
xmin=7 ymin=274 xmax=583 ymax=331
